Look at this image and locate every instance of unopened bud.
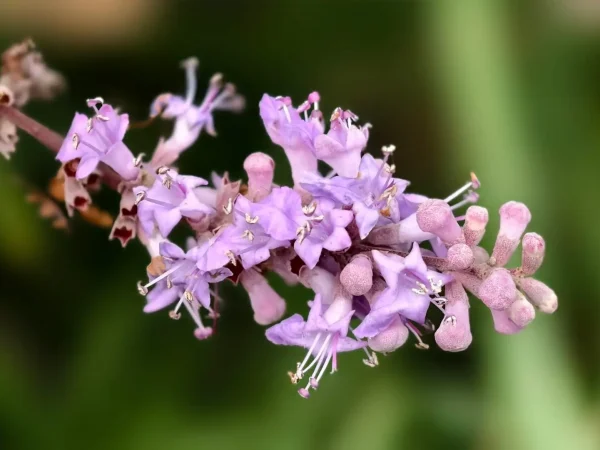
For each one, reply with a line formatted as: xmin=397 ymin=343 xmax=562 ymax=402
xmin=340 ymin=254 xmax=373 ymax=296
xmin=240 ymin=270 xmax=286 ymax=325
xmin=519 ymin=233 xmax=545 ymax=276
xmin=463 ymin=206 xmax=488 ymax=246
xmin=366 ymin=213 xmax=435 ymax=245
xmin=507 ymin=292 xmax=536 ymax=327
xmin=491 ymin=309 xmax=523 ymax=335
xmin=478 ymin=268 xmax=517 ymax=310
xmin=368 ymin=317 xmax=409 ymax=353
xmin=416 ymin=199 xmax=463 ymax=245
xmin=517 ymin=277 xmax=558 ymax=314
xmin=243 ymin=152 xmax=275 ymax=201
xmin=491 ymin=201 xmax=531 ymax=267
xmin=435 ymin=281 xmax=472 ymax=352
xmin=446 ymin=243 xmax=474 ymax=270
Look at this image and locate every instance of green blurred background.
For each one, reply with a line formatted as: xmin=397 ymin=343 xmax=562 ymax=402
xmin=1 ymin=1 xmax=599 ymax=449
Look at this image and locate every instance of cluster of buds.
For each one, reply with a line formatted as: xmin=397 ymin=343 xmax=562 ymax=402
xmin=0 ymin=41 xmax=557 ymax=399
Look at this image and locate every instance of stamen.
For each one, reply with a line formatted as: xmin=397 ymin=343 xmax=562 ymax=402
xmin=295 ymin=333 xmax=323 ymax=376
xmin=244 ymin=213 xmax=259 ymax=224
xmin=406 ymin=321 xmax=429 ymax=350
xmin=444 ymin=173 xmax=480 ymax=204
xmin=133 ymin=153 xmax=145 ymax=167
xmin=381 ymin=144 xmax=396 ymax=155
xmin=296 ymin=226 xmax=306 ymax=244
xmin=225 ymin=250 xmax=237 ymax=266
xmin=137 ymin=281 xmax=148 ymax=296
xmin=181 ymin=57 xmax=199 ymax=106
xmin=302 ymin=201 xmax=317 ymax=215
xmin=242 ymin=229 xmax=255 ymax=241
xmin=450 ymin=191 xmax=479 ymax=211
xmin=362 ymin=348 xmax=379 ymax=367
xmin=134 ymin=191 xmax=146 ymax=205
xmin=298 ymin=334 xmax=331 ymax=376
xmin=86 ymin=97 xmax=104 ymax=108
xmin=222 ymin=198 xmax=233 ymax=215
xmin=142 ymin=263 xmax=184 ymax=289
xmin=72 ymin=133 xmax=80 ymax=150
xmin=86 ymin=117 xmax=94 ymax=133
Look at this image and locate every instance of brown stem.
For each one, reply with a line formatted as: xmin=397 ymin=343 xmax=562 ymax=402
xmin=0 ymin=104 xmax=63 ymax=152
xmin=0 ymin=104 xmax=122 ymax=190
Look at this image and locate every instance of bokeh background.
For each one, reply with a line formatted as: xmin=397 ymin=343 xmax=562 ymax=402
xmin=1 ymin=1 xmax=599 ymax=449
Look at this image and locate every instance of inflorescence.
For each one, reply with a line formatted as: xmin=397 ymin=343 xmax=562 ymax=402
xmin=0 ymin=40 xmax=558 ymax=399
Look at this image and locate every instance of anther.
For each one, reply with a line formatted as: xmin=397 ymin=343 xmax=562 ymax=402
xmin=156 ymin=166 xmax=170 ymax=175
xmin=168 ymin=310 xmax=181 ymax=320
xmin=137 ymin=281 xmax=148 ymax=296
xmin=133 ymin=153 xmax=145 ymax=167
xmin=222 ymin=198 xmax=233 ymax=215
xmin=382 ymin=144 xmax=396 ymax=155
xmin=244 ymin=213 xmax=259 ymax=224
xmin=302 ymin=202 xmax=317 ymax=215
xmin=86 ymin=117 xmax=93 ymax=133
xmin=415 ymin=342 xmax=430 ymax=350
xmin=166 ymin=277 xmax=173 ymax=289
xmin=296 ymin=226 xmax=306 ymax=244
xmin=225 ymin=250 xmax=237 ymax=266
xmin=86 ymin=97 xmax=104 ymax=108
xmin=184 ymin=291 xmax=194 ymax=302
xmin=72 ymin=133 xmax=80 ymax=150
xmin=134 ymin=191 xmax=146 ymax=205
xmin=242 ymin=229 xmax=255 ymax=241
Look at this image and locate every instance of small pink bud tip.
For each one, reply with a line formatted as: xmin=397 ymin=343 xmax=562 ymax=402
xmin=508 ymin=293 xmax=536 ymax=328
xmin=416 ymin=199 xmax=463 ymax=244
xmin=240 ymin=270 xmax=286 ymax=325
xmin=478 ymin=268 xmax=517 ymax=310
xmin=463 ymin=206 xmax=489 ymax=246
xmin=491 ymin=202 xmax=531 ymax=267
xmin=243 ymin=152 xmax=275 ymax=202
xmin=308 ymin=91 xmax=320 ymax=103
xmin=340 ymin=255 xmax=373 ymax=296
xmin=519 ymin=232 xmax=545 ymax=276
xmin=517 ymin=278 xmax=558 ymax=314
xmin=435 ymin=282 xmax=472 ymax=352
xmin=491 ymin=309 xmax=523 ymax=335
xmin=298 ymin=388 xmax=310 ymax=399
xmin=368 ymin=317 xmax=409 ymax=353
xmin=194 ymin=327 xmax=214 ymax=340
xmin=446 ymin=243 xmax=474 ymax=270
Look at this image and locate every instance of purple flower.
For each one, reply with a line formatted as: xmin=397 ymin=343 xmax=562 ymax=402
xmin=253 ymin=187 xmax=306 ymax=240
xmin=134 ymin=169 xmax=214 ymax=237
xmin=138 ymin=240 xmax=232 ymax=339
xmin=303 ymin=153 xmax=409 ymax=239
xmin=354 ymin=244 xmax=451 ymax=338
xmin=294 ymin=199 xmax=353 ymax=269
xmin=259 ymin=94 xmax=321 ymax=186
xmin=150 ymin=58 xmax=245 ymax=168
xmin=217 ymin=194 xmax=290 ymax=269
xmin=313 ymin=108 xmax=369 ymax=177
xmin=57 ymin=100 xmax=139 ymax=181
xmin=259 ymin=93 xmax=370 ymax=184
xmin=266 ymin=293 xmax=365 ymax=398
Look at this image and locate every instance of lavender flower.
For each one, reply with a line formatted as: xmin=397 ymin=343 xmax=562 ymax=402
xmin=57 ymin=99 xmax=139 ymax=181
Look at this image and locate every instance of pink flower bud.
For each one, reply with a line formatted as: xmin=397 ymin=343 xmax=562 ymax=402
xmin=435 ymin=281 xmax=472 ymax=352
xmin=450 ymin=271 xmax=482 ymax=296
xmin=507 ymin=292 xmax=536 ymax=328
xmin=491 ymin=201 xmax=531 ymax=267
xmin=340 ymin=254 xmax=373 ymax=296
xmin=463 ymin=206 xmax=488 ymax=246
xmin=472 ymin=246 xmax=490 ymax=264
xmin=519 ymin=232 xmax=545 ymax=276
xmin=240 ymin=269 xmax=286 ymax=325
xmin=491 ymin=309 xmax=523 ymax=335
xmin=446 ymin=243 xmax=474 ymax=270
xmin=368 ymin=317 xmax=409 ymax=352
xmin=416 ymin=199 xmax=463 ymax=245
xmin=517 ymin=277 xmax=558 ymax=314
xmin=243 ymin=152 xmax=274 ymax=201
xmin=478 ymin=268 xmax=517 ymax=310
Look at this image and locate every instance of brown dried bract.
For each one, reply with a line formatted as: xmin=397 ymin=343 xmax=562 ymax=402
xmin=147 ymin=256 xmax=166 ymax=277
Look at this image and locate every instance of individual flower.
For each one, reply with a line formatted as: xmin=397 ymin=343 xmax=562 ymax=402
xmin=303 ymin=151 xmax=409 ymax=239
xmin=266 ymin=293 xmax=365 ymax=398
xmin=134 ymin=169 xmax=214 ymax=237
xmin=109 ymin=187 xmax=139 ymax=247
xmin=259 ymin=92 xmax=370 ymax=184
xmin=217 ymin=194 xmax=289 ymax=269
xmin=253 ymin=187 xmax=306 ymax=241
xmin=293 ymin=199 xmax=353 ymax=269
xmin=354 ymin=244 xmax=451 ymax=338
xmin=150 ymin=58 xmax=245 ymax=168
xmin=56 ymin=99 xmax=139 ymax=181
xmin=138 ymin=240 xmax=232 ymax=339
